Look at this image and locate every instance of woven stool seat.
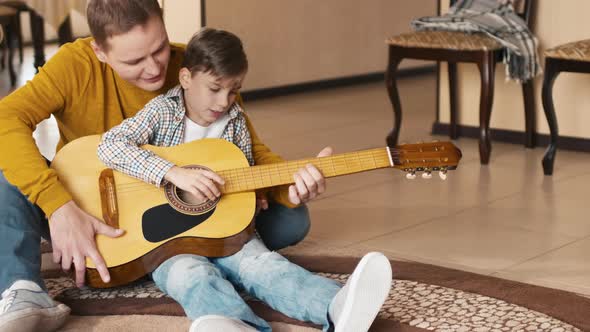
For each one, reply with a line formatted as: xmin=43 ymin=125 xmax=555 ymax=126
xmin=545 ymin=39 xmax=590 ymax=62
xmin=387 ymin=31 xmax=502 ymax=51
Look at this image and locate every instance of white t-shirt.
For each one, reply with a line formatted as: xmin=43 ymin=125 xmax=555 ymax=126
xmin=183 ymin=113 xmax=231 ymax=143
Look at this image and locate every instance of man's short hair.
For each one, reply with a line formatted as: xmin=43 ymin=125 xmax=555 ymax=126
xmin=87 ymin=0 xmax=163 ymax=50
xmin=182 ymin=28 xmax=248 ymax=78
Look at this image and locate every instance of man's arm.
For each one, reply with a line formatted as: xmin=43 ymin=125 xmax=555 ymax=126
xmin=0 ymin=43 xmax=91 ymax=216
xmin=0 ymin=43 xmax=121 ymax=287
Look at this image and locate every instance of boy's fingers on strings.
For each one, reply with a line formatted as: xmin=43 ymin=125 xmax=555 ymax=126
xmin=196 ymin=174 xmax=221 ymax=197
xmin=305 ymin=164 xmax=326 ymax=194
xmin=192 ymin=180 xmax=218 ymax=201
xmin=293 ymin=173 xmax=310 ymax=201
xmin=200 ymin=169 xmax=225 ymax=185
xmin=288 ymin=185 xmax=302 ymax=205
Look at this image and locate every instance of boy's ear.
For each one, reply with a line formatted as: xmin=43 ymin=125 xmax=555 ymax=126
xmin=90 ymin=41 xmax=107 ymax=63
xmin=179 ymin=68 xmax=192 ymax=89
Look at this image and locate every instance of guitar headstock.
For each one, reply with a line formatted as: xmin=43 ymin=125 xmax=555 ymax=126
xmin=389 ymin=141 xmax=462 ymax=180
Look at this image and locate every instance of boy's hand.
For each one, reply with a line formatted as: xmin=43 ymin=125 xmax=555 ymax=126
xmin=49 ymin=200 xmax=125 ymax=287
xmin=165 ymin=166 xmax=225 ymax=203
xmin=288 ymin=146 xmax=333 ymax=205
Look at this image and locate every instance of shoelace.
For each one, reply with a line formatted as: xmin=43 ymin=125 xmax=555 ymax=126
xmin=0 ymin=290 xmax=17 ymax=314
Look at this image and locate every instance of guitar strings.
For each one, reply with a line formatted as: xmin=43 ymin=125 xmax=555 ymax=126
xmin=113 ymin=148 xmax=452 ymax=194
xmin=114 ymin=150 xmax=391 ymax=193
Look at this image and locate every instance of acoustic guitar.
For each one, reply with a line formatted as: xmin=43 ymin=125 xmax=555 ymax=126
xmin=51 ymin=135 xmax=462 ymax=288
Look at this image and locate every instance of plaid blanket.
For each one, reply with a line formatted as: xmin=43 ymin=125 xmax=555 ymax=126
xmin=411 ymin=0 xmax=541 ymax=82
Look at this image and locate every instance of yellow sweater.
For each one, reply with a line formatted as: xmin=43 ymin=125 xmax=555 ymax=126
xmin=0 ymin=37 xmax=291 ymax=217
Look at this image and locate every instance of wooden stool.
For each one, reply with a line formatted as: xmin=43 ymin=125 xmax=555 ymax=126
xmin=541 ymin=39 xmax=590 ymax=175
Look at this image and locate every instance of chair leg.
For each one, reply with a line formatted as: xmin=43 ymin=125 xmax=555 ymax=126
xmin=29 ymin=10 xmax=45 ymax=71
xmin=385 ymin=46 xmax=403 ymax=147
xmin=6 ymin=18 xmax=16 ymax=86
xmin=541 ymin=59 xmax=560 ymax=176
xmin=15 ymin=11 xmax=23 ymax=64
xmin=521 ymin=79 xmax=536 ymax=148
xmin=448 ymin=62 xmax=459 ymax=139
xmin=477 ymin=52 xmax=496 ymax=164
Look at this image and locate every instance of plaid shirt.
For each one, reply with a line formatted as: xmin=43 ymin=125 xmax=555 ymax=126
xmin=97 ymin=85 xmax=253 ymax=186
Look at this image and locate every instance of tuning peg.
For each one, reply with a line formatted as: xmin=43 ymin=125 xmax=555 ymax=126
xmin=421 ymin=171 xmax=432 ymax=179
xmin=439 ymin=169 xmax=447 ymax=180
xmin=405 ymin=171 xmax=417 ymax=180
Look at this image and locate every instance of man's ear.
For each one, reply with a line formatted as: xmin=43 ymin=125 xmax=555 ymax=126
xmin=90 ymin=40 xmax=107 ymax=63
xmin=179 ymin=68 xmax=193 ymax=89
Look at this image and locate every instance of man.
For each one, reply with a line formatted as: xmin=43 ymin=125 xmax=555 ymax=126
xmin=0 ymin=1 xmax=327 ymax=331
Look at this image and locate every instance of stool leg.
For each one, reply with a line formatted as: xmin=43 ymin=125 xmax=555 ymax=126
xmin=385 ymin=46 xmax=403 ymax=147
xmin=522 ymin=79 xmax=536 ymax=148
xmin=477 ymin=52 xmax=496 ymax=165
xmin=541 ymin=59 xmax=560 ymax=175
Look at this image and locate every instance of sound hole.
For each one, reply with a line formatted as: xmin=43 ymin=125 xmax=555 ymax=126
xmin=164 ymin=165 xmax=220 ymax=215
xmin=176 ymin=187 xmax=207 ymax=205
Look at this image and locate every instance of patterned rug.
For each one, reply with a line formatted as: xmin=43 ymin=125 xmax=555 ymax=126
xmin=41 ymin=254 xmax=590 ymax=332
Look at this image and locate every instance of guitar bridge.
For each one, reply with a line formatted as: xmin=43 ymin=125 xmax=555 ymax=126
xmin=99 ymin=169 xmax=120 ymax=228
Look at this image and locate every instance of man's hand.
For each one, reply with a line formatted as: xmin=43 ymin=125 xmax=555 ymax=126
xmin=49 ymin=200 xmax=125 ymax=287
xmin=164 ymin=166 xmax=225 ymax=203
xmin=288 ymin=146 xmax=333 ymax=205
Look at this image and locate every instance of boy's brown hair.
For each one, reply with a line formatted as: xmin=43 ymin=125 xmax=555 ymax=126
xmin=182 ymin=28 xmax=248 ymax=78
xmin=87 ymin=0 xmax=163 ymax=50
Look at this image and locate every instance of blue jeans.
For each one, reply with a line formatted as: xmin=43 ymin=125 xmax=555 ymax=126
xmin=0 ymin=170 xmax=311 ymax=293
xmin=152 ymin=238 xmax=341 ymax=331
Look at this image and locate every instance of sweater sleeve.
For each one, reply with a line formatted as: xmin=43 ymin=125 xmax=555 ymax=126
xmin=0 ymin=44 xmax=92 ymax=217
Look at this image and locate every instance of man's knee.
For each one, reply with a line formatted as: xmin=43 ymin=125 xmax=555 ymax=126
xmin=256 ymin=203 xmax=311 ymax=251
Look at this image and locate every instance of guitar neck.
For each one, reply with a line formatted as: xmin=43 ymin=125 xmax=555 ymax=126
xmin=219 ymin=147 xmax=394 ymax=194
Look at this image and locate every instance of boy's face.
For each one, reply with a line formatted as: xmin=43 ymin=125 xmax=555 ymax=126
xmin=179 ymin=68 xmax=246 ymax=127
xmin=91 ymin=15 xmax=170 ymax=92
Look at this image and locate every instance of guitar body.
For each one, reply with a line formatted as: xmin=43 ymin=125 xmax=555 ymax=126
xmin=51 ymin=135 xmax=256 ymax=288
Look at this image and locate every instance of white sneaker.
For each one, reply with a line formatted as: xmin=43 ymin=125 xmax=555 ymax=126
xmin=0 ymin=280 xmax=70 ymax=332
xmin=328 ymin=252 xmax=392 ymax=332
xmin=189 ymin=315 xmax=258 ymax=332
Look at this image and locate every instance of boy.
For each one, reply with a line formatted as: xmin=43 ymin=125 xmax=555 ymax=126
xmin=0 ymin=1 xmax=324 ymax=331
xmin=97 ymin=28 xmax=393 ymax=332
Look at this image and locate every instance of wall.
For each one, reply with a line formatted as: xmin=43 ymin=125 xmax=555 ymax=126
xmin=438 ymin=0 xmax=590 ymax=139
xmin=205 ymin=0 xmax=437 ymax=91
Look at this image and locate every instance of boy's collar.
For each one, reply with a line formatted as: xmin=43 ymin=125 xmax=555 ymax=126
xmin=165 ymin=85 xmax=244 ymax=119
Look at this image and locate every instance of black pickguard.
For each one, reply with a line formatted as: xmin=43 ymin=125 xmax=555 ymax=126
xmin=142 ymin=204 xmax=215 ymax=242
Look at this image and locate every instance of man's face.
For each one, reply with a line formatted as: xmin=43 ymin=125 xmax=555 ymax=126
xmin=180 ymin=69 xmax=246 ymax=127
xmin=92 ymin=15 xmax=170 ymax=91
